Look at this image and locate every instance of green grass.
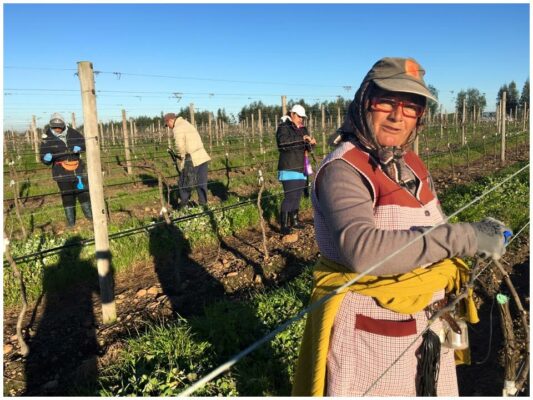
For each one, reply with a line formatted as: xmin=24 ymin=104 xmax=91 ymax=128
xmin=439 ymin=160 xmax=529 ymax=231
xmin=94 ymin=266 xmax=313 ymax=396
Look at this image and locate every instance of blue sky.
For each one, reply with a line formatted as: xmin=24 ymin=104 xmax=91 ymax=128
xmin=3 ymin=3 xmax=530 ymax=132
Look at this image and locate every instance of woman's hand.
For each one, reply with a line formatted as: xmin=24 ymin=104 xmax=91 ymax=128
xmin=303 ymin=135 xmax=317 ymax=145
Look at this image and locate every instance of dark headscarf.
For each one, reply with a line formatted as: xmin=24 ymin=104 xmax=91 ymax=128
xmin=338 ymin=78 xmax=426 ymax=190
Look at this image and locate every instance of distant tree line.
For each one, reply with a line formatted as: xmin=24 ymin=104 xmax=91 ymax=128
xmin=76 ymin=78 xmax=528 ymax=133
xmin=496 ymin=79 xmax=529 ymax=114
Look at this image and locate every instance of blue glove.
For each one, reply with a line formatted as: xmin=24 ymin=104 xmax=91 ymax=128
xmin=43 ymin=153 xmax=53 ymax=162
xmin=503 ymin=230 xmax=513 ymax=246
xmin=72 ymin=146 xmax=81 ymax=153
xmin=76 ymin=176 xmax=84 ymax=190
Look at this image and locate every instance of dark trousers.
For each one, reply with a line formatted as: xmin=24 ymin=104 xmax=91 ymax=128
xmin=281 ymin=180 xmax=306 ymax=213
xmin=57 ymin=179 xmax=90 ymax=208
xmin=179 ymin=161 xmax=209 ymax=205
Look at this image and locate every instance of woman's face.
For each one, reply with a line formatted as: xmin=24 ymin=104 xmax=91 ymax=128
xmin=291 ymin=112 xmax=305 ymax=127
xmin=369 ymin=89 xmax=424 ymax=147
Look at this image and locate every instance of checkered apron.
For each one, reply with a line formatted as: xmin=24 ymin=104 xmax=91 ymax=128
xmin=312 ymin=142 xmax=458 ymax=396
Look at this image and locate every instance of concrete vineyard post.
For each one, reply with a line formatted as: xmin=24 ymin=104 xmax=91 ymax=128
xmin=121 ymin=110 xmax=133 ymax=175
xmin=77 ymin=61 xmax=116 ymax=324
xmin=281 ymin=96 xmax=287 ymax=116
xmin=71 ymin=112 xmax=77 ymax=129
xmin=337 ymin=107 xmax=341 ymax=128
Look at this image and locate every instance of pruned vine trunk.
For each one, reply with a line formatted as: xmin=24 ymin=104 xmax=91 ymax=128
xmin=4 ymin=232 xmax=29 ymax=356
xmin=257 ymin=169 xmax=269 ymax=260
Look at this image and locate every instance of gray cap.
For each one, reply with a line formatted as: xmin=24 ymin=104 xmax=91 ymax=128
xmin=49 ymin=112 xmax=66 ymax=129
xmin=363 ymin=57 xmax=437 ymax=102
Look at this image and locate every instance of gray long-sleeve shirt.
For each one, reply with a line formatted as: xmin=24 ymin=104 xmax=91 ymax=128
xmin=314 ymin=159 xmax=478 ymax=276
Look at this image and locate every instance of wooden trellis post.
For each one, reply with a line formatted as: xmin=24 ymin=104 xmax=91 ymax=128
xmin=130 ymin=120 xmax=136 ymax=151
xmin=208 ymin=112 xmax=213 ymax=153
xmin=501 ymin=91 xmax=507 ymax=163
xmin=337 ymin=107 xmax=341 ymax=128
xmin=167 ymin=126 xmax=172 ymax=148
xmin=121 ymin=110 xmax=133 ymax=175
xmin=251 ymin=113 xmax=255 ymax=142
xmin=522 ymin=103 xmax=527 ymax=132
xmin=31 ymin=115 xmax=39 ymax=162
xmin=99 ymin=121 xmax=105 ymax=149
xmin=77 ymin=61 xmax=116 ymax=324
xmin=258 ymin=108 xmax=263 ymax=154
xmin=215 ymin=119 xmax=219 ymax=146
xmin=189 ymin=103 xmax=195 ymax=127
xmin=281 ymin=95 xmax=287 ymax=116
xmin=111 ymin=122 xmax=116 ymax=145
xmin=472 ymin=104 xmax=476 ymax=134
xmin=461 ymin=98 xmax=466 ymax=146
xmin=495 ymin=103 xmax=499 ymax=132
xmin=321 ymin=104 xmax=326 ymax=155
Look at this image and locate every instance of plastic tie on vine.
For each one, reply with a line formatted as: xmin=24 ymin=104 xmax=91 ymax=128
xmin=10 ymin=180 xmax=15 ymax=187
xmin=3 ymin=237 xmax=10 ymax=253
xmin=496 ymin=293 xmax=509 ymax=305
xmin=160 ymin=207 xmax=168 ymax=215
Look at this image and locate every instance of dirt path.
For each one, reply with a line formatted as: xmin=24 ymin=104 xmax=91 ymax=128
xmin=3 ymin=146 xmax=529 ymax=396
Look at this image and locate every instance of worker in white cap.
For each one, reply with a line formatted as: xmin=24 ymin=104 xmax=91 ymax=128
xmin=275 ymin=104 xmax=316 ymax=241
